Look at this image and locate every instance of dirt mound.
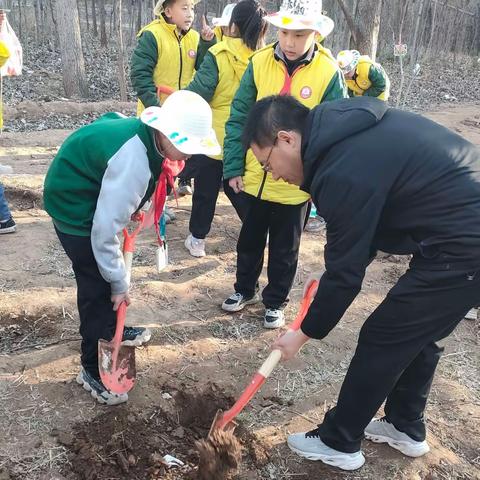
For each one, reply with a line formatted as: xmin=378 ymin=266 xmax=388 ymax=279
xmin=57 ymin=384 xmax=269 ymax=480
xmin=3 ymin=185 xmax=43 ymax=210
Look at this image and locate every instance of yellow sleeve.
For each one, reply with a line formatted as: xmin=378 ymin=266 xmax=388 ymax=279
xmin=0 ymin=41 xmax=10 ymax=68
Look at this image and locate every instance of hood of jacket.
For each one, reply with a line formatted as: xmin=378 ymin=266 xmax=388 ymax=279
xmin=301 ymin=97 xmax=389 ymax=193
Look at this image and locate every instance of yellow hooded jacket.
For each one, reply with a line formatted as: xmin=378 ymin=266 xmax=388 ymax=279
xmin=243 ymin=45 xmax=344 ymax=204
xmin=136 ymin=16 xmax=200 ymax=114
xmin=208 ymin=37 xmax=253 ymax=160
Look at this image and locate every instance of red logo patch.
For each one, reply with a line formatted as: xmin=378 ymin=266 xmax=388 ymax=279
xmin=188 ymin=49 xmax=196 ymax=58
xmin=300 ymin=86 xmax=312 ymax=99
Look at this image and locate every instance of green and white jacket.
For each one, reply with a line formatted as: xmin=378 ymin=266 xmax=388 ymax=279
xmin=44 ymin=113 xmax=164 ymax=295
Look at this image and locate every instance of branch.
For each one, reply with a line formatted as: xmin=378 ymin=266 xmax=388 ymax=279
xmin=335 ymin=0 xmax=359 ymax=44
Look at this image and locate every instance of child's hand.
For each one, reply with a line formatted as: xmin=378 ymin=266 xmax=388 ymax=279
xmin=273 ymin=329 xmax=310 ymax=361
xmin=303 ymin=271 xmax=324 ymax=297
xmin=201 ymin=15 xmax=215 ymax=41
xmin=111 ymin=292 xmax=131 ymax=311
xmin=131 ymin=212 xmax=143 ymax=222
xmin=229 ymin=176 xmax=244 ymax=194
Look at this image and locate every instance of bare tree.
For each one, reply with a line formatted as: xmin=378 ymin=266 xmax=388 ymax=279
xmin=98 ymin=0 xmax=108 ymax=47
xmin=115 ymin=0 xmax=127 ymax=101
xmin=55 ymin=0 xmax=90 ymax=98
xmin=335 ymin=0 xmax=384 ymax=59
xmin=91 ymin=0 xmax=98 ymax=36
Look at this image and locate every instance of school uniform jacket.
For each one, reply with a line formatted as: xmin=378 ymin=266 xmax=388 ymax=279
xmin=43 ymin=113 xmax=164 ymax=295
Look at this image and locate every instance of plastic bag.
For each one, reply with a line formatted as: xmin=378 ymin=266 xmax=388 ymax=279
xmin=0 ymin=14 xmax=22 ymax=77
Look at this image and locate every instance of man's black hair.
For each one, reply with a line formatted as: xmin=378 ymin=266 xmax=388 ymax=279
xmin=242 ymin=95 xmax=310 ymax=150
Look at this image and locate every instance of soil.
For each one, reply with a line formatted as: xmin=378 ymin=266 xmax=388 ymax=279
xmin=0 ymin=102 xmax=479 ymax=480
xmin=54 ymin=384 xmax=263 ymax=480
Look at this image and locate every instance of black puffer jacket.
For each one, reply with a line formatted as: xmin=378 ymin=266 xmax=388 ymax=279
xmin=300 ymin=97 xmax=480 ymax=340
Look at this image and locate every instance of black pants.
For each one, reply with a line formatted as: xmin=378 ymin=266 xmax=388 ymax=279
xmin=189 ymin=155 xmax=251 ymax=239
xmin=55 ymin=227 xmax=116 ymax=380
xmin=178 ymin=154 xmax=198 ymax=183
xmin=318 ymin=267 xmax=480 ymax=453
xmin=234 ymin=195 xmax=307 ymax=309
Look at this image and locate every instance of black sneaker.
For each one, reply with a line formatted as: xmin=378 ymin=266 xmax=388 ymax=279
xmin=121 ymin=326 xmax=152 ymax=346
xmin=0 ymin=217 xmax=16 ymax=234
xmin=76 ymin=368 xmax=128 ymax=405
xmin=222 ymin=292 xmax=260 ymax=312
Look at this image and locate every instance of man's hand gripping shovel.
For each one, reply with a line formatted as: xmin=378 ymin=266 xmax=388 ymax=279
xmin=208 ymin=281 xmax=319 ymax=436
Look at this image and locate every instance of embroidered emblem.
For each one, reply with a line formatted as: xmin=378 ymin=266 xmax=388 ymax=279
xmin=300 ymin=86 xmax=312 ymax=99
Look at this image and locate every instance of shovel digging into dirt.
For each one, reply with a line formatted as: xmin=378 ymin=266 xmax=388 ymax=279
xmin=196 ymin=281 xmax=319 ymax=479
xmin=98 ymin=215 xmax=144 ymax=394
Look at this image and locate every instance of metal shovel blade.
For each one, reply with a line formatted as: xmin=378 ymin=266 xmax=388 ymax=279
xmin=98 ymin=339 xmax=136 ymax=394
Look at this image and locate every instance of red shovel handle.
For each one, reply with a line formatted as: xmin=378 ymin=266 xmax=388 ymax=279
xmin=123 ymin=212 xmax=145 ymax=253
xmin=215 ymin=280 xmax=319 ymax=430
xmin=289 ymin=280 xmax=318 ymax=331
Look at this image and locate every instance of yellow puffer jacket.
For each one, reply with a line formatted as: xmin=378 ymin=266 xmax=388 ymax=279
xmin=209 ymin=37 xmax=252 ymax=161
xmin=0 ymin=40 xmax=10 ymax=68
xmin=244 ymin=45 xmax=341 ymax=205
xmin=346 ymin=55 xmax=390 ymax=101
xmin=0 ymin=41 xmax=10 ymax=130
xmin=136 ymin=16 xmax=199 ymax=114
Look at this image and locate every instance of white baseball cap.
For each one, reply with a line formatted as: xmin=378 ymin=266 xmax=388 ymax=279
xmin=212 ymin=3 xmax=236 ymax=27
xmin=266 ymin=0 xmax=334 ymax=38
xmin=140 ymin=90 xmax=221 ymax=157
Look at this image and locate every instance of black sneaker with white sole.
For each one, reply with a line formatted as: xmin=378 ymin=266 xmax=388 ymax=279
xmin=0 ymin=217 xmax=16 ymax=234
xmin=121 ymin=326 xmax=152 ymax=347
xmin=222 ymin=292 xmax=260 ymax=312
xmin=264 ymin=308 xmax=285 ymax=329
xmin=76 ymin=368 xmax=128 ymax=405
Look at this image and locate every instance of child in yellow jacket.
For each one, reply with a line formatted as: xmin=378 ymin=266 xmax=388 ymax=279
xmin=337 ymin=49 xmax=390 ymax=101
xmin=130 ymin=0 xmax=215 ymax=114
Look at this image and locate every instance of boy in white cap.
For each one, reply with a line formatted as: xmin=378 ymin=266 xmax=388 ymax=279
xmin=43 ymin=91 xmax=220 ymax=405
xmin=221 ymin=0 xmax=347 ymax=329
xmin=337 ymin=49 xmax=390 ymax=101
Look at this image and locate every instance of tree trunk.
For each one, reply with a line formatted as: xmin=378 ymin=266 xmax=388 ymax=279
xmin=410 ymin=0 xmax=426 ymax=65
xmin=55 ymin=0 xmax=90 ymax=98
xmin=83 ymin=0 xmax=90 ymax=31
xmin=115 ymin=0 xmax=128 ymax=101
xmin=98 ymin=0 xmax=108 ymax=47
xmin=136 ymin=0 xmax=142 ymax=32
xmin=91 ymin=0 xmax=98 ymax=36
xmin=336 ymin=0 xmax=383 ymax=59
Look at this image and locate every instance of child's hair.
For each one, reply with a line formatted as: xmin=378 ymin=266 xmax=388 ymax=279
xmin=230 ymin=0 xmax=268 ymax=51
xmin=162 ymin=0 xmax=176 ymax=9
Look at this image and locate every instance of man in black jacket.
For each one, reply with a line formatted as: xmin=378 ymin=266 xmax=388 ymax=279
xmin=243 ymin=95 xmax=480 ymax=471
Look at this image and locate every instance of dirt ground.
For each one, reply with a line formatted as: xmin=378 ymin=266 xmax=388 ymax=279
xmin=0 ymin=103 xmax=479 ymax=480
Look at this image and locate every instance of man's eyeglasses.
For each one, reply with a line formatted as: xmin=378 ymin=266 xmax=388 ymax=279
xmin=262 ymin=138 xmax=277 ymax=173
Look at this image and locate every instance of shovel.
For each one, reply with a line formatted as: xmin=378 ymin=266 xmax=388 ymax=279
xmin=98 ymin=214 xmax=144 ymax=394
xmin=208 ymin=281 xmax=319 ymax=435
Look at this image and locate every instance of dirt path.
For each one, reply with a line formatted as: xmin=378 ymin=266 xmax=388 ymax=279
xmin=0 ymin=103 xmax=479 ymax=480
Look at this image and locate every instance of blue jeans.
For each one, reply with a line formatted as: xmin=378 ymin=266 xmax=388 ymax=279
xmin=0 ymin=183 xmax=11 ymax=221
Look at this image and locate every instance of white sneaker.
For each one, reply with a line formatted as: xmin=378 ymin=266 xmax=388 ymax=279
xmin=185 ymin=234 xmax=206 ymax=257
xmin=288 ymin=428 xmax=365 ymax=471
xmin=364 ymin=417 xmax=430 ymax=457
xmin=222 ymin=292 xmax=260 ymax=312
xmin=264 ymin=308 xmax=285 ymax=329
